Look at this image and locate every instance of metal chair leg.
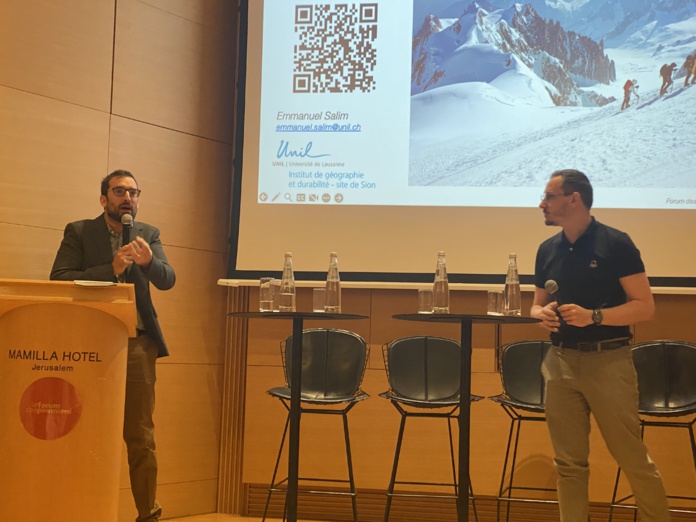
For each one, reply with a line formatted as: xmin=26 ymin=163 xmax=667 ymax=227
xmin=383 ymin=414 xmax=407 ymax=522
xmin=263 ymin=414 xmax=290 ymax=522
xmin=342 ymin=412 xmax=359 ymax=522
xmin=447 ymin=415 xmax=458 ymax=497
xmin=497 ymin=416 xmax=518 ymax=522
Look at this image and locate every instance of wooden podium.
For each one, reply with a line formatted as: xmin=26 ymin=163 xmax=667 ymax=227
xmin=0 ymin=279 xmax=136 ymax=522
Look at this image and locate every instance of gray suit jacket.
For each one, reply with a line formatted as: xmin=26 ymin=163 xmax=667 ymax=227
xmin=50 ymin=214 xmax=176 ymax=357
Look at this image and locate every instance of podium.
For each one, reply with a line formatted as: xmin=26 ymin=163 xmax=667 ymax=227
xmin=0 ymin=279 xmax=136 ymax=522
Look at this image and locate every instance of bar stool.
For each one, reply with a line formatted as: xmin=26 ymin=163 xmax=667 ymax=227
xmin=489 ymin=340 xmax=555 ymax=522
xmin=262 ymin=328 xmax=370 ymax=522
xmin=380 ymin=335 xmax=481 ymax=522
xmin=609 ymin=340 xmax=696 ymax=520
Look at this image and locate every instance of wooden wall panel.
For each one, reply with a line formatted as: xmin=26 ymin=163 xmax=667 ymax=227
xmin=108 ymin=116 xmax=232 ymax=254
xmin=0 ymin=86 xmax=110 ymax=228
xmin=218 ymin=286 xmax=251 ymax=514
xmin=1 ymin=0 xmax=236 ymax=520
xmin=118 ymin=479 xmax=218 ymax=522
xmin=156 ymin=478 xmax=219 ymax=519
xmin=112 ymin=0 xmax=236 ymax=142
xmin=0 ymin=225 xmax=64 ymax=280
xmin=0 ymin=0 xmax=114 ymax=111
xmin=153 ymin=246 xmax=229 ymax=365
xmin=635 ymin=293 xmax=696 ymax=343
xmin=154 ymin=363 xmax=223 ymax=483
xmin=140 ymin=0 xmax=236 ymax=27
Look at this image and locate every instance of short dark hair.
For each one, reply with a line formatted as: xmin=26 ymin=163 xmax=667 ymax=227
xmin=551 ymin=169 xmax=593 ymax=209
xmin=101 ymin=169 xmax=137 ymax=196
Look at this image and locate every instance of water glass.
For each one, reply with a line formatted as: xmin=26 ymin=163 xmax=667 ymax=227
xmin=313 ymin=288 xmax=326 ymax=312
xmin=418 ymin=288 xmax=434 ymax=314
xmin=487 ymin=290 xmax=504 ymax=316
xmin=259 ymin=277 xmax=274 ymax=312
xmin=271 ymin=279 xmax=281 ymax=311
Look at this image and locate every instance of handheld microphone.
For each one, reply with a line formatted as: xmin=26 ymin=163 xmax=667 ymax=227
xmin=545 ymin=279 xmax=566 ymax=325
xmin=544 ymin=279 xmax=561 ymax=303
xmin=121 ymin=214 xmax=133 ymax=245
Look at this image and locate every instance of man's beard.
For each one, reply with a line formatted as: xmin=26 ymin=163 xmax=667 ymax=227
xmin=105 ymin=200 xmax=138 ymax=223
xmin=107 ymin=207 xmax=136 ymax=222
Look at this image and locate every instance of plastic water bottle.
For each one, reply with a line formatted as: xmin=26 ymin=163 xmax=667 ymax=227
xmin=279 ymin=252 xmax=296 ymax=312
xmin=503 ymin=253 xmax=521 ymax=316
xmin=324 ymin=252 xmax=341 ymax=313
xmin=432 ymin=251 xmax=450 ymax=314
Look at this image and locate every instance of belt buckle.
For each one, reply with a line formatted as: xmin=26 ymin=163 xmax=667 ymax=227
xmin=595 ymin=339 xmax=628 ymax=352
xmin=595 ymin=340 xmax=608 ymax=352
xmin=577 ymin=341 xmax=599 ymax=352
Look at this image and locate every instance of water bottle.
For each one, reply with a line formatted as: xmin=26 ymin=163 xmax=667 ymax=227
xmin=432 ymin=251 xmax=450 ymax=314
xmin=503 ymin=253 xmax=521 ymax=316
xmin=324 ymin=252 xmax=341 ymax=313
xmin=279 ymin=252 xmax=296 ymax=312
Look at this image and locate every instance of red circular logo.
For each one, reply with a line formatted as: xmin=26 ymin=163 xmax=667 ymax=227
xmin=19 ymin=377 xmax=83 ymax=440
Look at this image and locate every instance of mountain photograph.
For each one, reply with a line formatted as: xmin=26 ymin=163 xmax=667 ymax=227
xmin=409 ymin=0 xmax=696 ymax=195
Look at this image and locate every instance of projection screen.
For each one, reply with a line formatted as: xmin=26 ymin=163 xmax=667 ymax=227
xmin=228 ymin=0 xmax=696 ymax=285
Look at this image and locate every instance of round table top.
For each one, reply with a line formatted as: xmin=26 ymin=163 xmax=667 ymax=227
xmin=393 ymin=313 xmax=539 ymax=325
xmin=228 ymin=311 xmax=367 ymax=320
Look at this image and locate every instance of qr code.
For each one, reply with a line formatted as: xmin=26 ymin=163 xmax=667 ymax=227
xmin=293 ymin=3 xmax=378 ymax=94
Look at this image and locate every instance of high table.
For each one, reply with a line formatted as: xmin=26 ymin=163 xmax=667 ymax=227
xmin=228 ymin=311 xmax=367 ymax=522
xmin=393 ymin=313 xmax=539 ymax=522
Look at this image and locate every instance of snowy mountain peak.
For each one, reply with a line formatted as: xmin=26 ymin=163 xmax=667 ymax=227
xmin=411 ymin=1 xmax=616 ymax=107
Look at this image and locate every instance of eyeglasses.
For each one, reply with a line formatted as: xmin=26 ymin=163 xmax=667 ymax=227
xmin=540 ymin=192 xmax=571 ymax=202
xmin=110 ymin=187 xmax=141 ymax=198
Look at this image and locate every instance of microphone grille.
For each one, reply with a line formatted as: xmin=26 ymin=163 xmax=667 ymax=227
xmin=121 ymin=214 xmax=133 ymax=227
xmin=544 ymin=279 xmax=559 ymax=294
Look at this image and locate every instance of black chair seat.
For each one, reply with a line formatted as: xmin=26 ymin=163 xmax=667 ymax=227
xmin=380 ymin=391 xmax=484 ymax=409
xmin=639 ymin=404 xmax=696 ymax=417
xmin=269 ymin=386 xmax=370 ymax=404
xmin=489 ymin=393 xmax=546 ymax=414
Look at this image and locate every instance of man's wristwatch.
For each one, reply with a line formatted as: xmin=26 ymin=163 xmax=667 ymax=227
xmin=592 ymin=308 xmax=603 ymax=326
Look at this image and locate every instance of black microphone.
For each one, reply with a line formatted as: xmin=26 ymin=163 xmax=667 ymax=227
xmin=545 ymin=279 xmax=566 ymax=325
xmin=121 ymin=214 xmax=133 ymax=245
xmin=544 ymin=279 xmax=561 ymax=304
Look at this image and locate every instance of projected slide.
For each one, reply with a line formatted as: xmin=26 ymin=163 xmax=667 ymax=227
xmin=257 ymin=0 xmax=696 ymax=209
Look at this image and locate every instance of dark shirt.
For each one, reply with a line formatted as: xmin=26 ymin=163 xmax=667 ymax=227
xmin=534 ymin=217 xmax=645 ymax=345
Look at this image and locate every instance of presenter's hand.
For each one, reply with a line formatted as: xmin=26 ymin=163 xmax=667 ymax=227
xmin=125 ymin=237 xmax=153 ymax=268
xmin=113 ymin=246 xmax=134 ymax=277
xmin=556 ymin=304 xmax=593 ymax=327
xmin=535 ymin=302 xmax=561 ymax=332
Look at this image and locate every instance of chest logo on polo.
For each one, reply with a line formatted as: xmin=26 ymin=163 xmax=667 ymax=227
xmin=590 ymin=260 xmax=598 ymax=268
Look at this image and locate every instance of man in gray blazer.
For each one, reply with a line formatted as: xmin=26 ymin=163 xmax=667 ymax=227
xmin=51 ymin=169 xmax=175 ymax=522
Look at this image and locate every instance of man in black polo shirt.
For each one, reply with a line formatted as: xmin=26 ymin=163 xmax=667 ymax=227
xmin=531 ymin=170 xmax=670 ymax=522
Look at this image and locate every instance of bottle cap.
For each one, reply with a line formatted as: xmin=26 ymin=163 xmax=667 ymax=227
xmin=330 ymin=251 xmax=338 ymax=256
xmin=438 ymin=250 xmax=445 ymax=255
xmin=509 ymin=253 xmax=517 ymax=257
xmin=285 ymin=252 xmax=292 ymax=257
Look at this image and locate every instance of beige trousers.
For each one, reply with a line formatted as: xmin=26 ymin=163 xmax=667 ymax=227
xmin=124 ymin=334 xmax=162 ymax=522
xmin=542 ymin=346 xmax=671 ymax=522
